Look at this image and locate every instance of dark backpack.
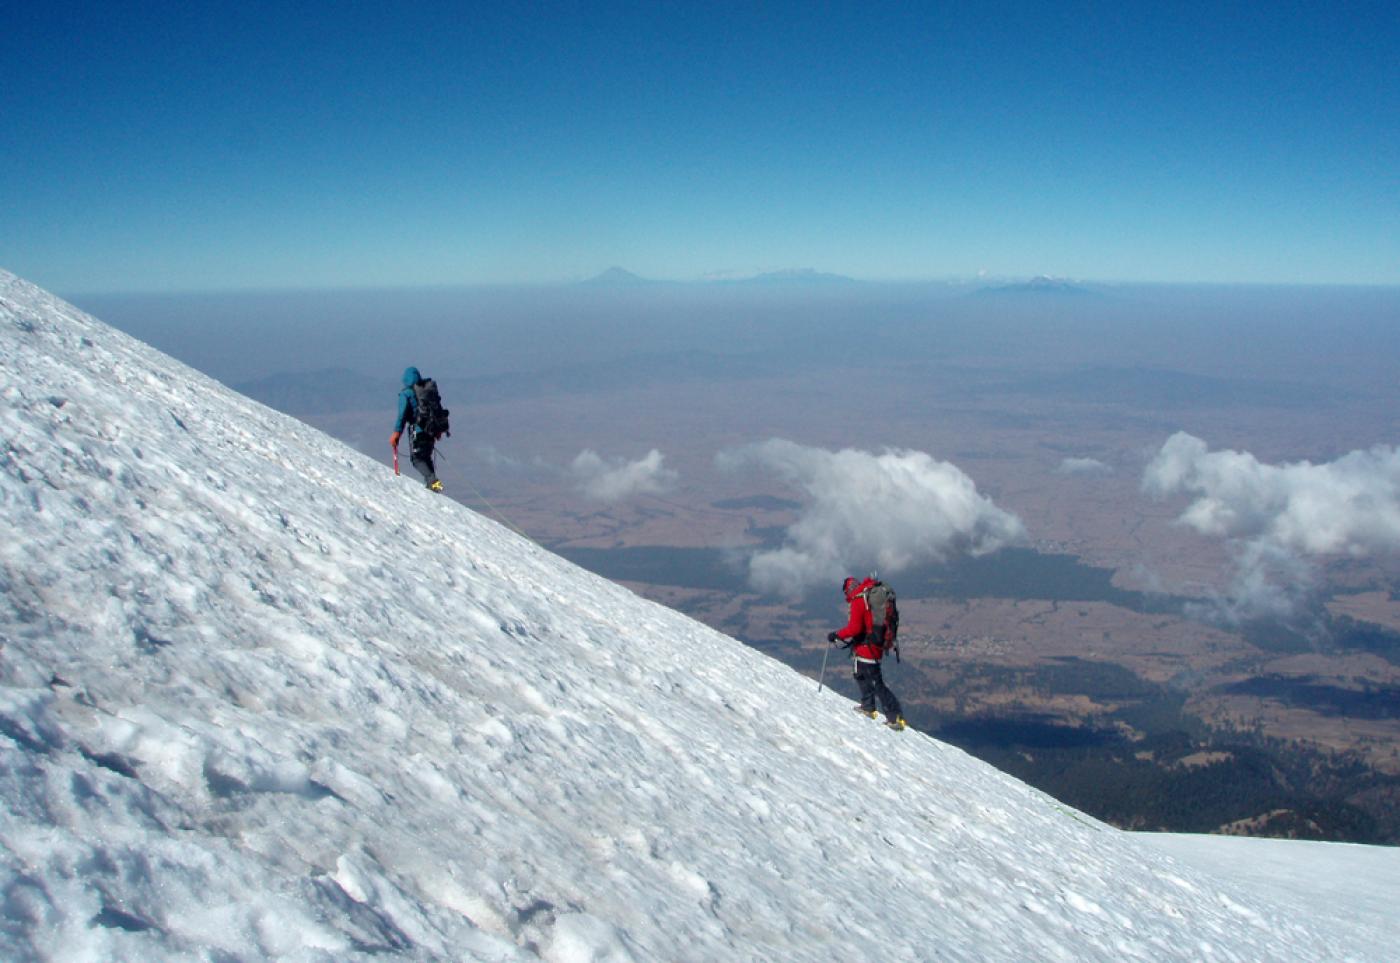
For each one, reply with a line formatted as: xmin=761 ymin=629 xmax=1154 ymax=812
xmin=412 ymin=378 xmax=451 ymax=438
xmin=863 ymin=580 xmax=899 ymax=651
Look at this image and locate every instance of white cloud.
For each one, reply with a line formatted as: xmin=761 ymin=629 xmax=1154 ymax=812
xmin=570 ymin=449 xmax=678 ymax=502
xmin=1186 ymin=541 xmax=1320 ymax=627
xmin=717 ymin=440 xmax=1026 ymax=597
xmin=1143 ymin=432 xmax=1400 ymax=621
xmin=1144 ymin=433 xmax=1400 ymax=555
xmin=473 ymin=445 xmax=527 ymax=471
xmin=1056 ymin=457 xmax=1112 ymax=476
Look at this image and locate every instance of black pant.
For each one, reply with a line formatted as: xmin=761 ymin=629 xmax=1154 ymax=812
xmin=854 ymin=660 xmax=902 ymax=719
xmin=410 ymin=431 xmax=437 ymax=486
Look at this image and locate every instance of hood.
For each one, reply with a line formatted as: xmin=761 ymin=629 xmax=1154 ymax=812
xmin=845 ymin=576 xmax=876 ymax=601
xmin=402 ymin=366 xmax=421 ymax=388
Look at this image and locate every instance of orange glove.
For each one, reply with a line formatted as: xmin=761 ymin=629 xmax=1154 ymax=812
xmin=390 ymin=431 xmax=401 ymax=449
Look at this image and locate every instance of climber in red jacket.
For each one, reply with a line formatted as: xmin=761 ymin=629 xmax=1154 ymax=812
xmin=829 ymin=576 xmax=906 ymax=730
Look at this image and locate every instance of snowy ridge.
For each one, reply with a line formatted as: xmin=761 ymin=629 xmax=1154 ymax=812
xmin=0 ymin=270 xmax=1395 ymax=961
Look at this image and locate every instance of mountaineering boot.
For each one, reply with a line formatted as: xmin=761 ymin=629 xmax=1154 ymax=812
xmin=854 ymin=706 xmax=877 ymax=719
xmin=885 ymin=716 xmax=907 ymax=731
xmin=428 ymin=480 xmax=444 ymax=492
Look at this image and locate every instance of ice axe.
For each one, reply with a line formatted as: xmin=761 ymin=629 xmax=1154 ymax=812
xmin=817 ymin=638 xmax=832 ymax=692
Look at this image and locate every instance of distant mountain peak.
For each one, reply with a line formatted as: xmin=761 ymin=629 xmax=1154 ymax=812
xmin=755 ymin=268 xmax=855 ymax=283
xmin=580 ymin=266 xmax=653 ymax=286
xmin=975 ymin=275 xmax=1093 ymax=296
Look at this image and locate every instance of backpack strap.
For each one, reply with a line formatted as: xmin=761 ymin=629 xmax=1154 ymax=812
xmin=856 ymin=588 xmax=880 ymax=648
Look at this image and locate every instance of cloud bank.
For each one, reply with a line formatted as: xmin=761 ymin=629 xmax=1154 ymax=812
xmin=472 ymin=445 xmax=551 ymax=474
xmin=718 ymin=440 xmax=1026 ymax=597
xmin=571 ymin=449 xmax=678 ymax=502
xmin=1056 ymin=457 xmax=1112 ymax=476
xmin=1143 ymin=432 xmax=1400 ymax=622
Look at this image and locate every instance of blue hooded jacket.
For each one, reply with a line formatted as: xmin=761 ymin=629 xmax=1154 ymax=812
xmin=394 ymin=367 xmax=422 ymax=433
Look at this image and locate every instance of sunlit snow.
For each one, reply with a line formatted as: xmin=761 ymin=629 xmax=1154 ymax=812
xmin=2 ymin=270 xmax=1397 ymax=961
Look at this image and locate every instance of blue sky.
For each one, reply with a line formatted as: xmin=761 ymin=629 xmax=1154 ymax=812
xmin=4 ymin=1 xmax=1397 ymax=293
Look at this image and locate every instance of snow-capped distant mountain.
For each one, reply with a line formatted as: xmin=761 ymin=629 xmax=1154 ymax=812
xmin=576 ymin=266 xmax=658 ymax=286
xmin=974 ymin=275 xmax=1095 ymax=296
xmin=1 ymin=269 xmax=1397 ymax=961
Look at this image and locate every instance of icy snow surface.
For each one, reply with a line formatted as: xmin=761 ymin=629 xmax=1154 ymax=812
xmin=1 ymin=269 xmax=1397 ymax=961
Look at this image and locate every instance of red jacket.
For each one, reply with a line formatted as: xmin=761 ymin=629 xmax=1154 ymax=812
xmin=836 ymin=577 xmax=886 ymax=661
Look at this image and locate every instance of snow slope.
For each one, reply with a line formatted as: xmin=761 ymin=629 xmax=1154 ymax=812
xmin=1 ymin=269 xmax=1396 ymax=961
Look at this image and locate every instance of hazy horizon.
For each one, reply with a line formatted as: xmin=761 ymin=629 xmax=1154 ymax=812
xmin=56 ymin=271 xmax=1400 ymax=301
xmin=72 ymin=279 xmax=1400 ymax=390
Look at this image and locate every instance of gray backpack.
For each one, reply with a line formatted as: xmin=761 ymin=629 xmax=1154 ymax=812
xmin=863 ymin=581 xmax=899 ymax=649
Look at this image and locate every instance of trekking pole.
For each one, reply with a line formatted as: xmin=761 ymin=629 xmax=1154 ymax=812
xmin=391 ymin=441 xmax=400 ymax=475
xmin=817 ymin=640 xmax=832 ymax=692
